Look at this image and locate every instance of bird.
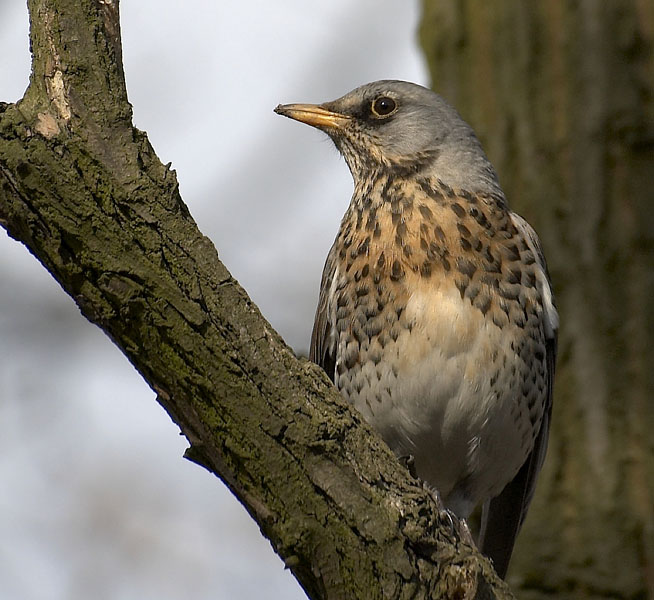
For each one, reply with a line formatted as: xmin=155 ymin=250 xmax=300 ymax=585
xmin=274 ymin=80 xmax=558 ymax=578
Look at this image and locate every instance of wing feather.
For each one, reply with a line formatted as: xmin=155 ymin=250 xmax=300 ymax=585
xmin=478 ymin=213 xmax=558 ymax=578
xmin=309 ymin=246 xmax=339 ymax=381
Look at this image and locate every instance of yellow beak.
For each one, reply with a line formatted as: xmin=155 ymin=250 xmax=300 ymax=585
xmin=274 ymin=103 xmax=350 ymax=130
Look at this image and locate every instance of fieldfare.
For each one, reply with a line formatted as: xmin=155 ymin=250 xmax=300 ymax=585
xmin=275 ymin=80 xmax=558 ymax=578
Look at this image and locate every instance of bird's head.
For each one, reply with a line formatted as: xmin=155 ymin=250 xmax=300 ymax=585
xmin=275 ymin=80 xmax=502 ymax=195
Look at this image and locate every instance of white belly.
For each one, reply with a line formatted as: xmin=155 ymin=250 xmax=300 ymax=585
xmin=335 ymin=283 xmax=536 ymax=517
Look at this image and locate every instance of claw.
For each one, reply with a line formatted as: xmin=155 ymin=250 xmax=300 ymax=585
xmin=398 ymin=454 xmax=417 ymax=478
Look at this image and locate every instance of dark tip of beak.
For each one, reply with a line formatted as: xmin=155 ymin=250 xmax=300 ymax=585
xmin=274 ymin=102 xmax=350 ymax=130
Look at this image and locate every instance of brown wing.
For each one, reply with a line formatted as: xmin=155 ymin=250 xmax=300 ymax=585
xmin=309 ymin=245 xmax=339 ymax=381
xmin=478 ymin=213 xmax=558 ymax=578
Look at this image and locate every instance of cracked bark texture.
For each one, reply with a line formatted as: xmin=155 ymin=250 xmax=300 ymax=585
xmin=420 ymin=1 xmax=654 ymax=598
xmin=0 ymin=1 xmax=517 ymax=598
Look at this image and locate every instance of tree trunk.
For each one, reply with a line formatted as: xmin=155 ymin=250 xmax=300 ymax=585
xmin=419 ymin=1 xmax=654 ymax=598
xmin=0 ymin=1 xmax=515 ymax=598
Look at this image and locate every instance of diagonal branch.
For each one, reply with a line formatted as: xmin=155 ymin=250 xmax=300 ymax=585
xmin=0 ymin=1 xmax=512 ymax=598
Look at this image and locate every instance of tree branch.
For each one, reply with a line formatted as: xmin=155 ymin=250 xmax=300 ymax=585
xmin=0 ymin=1 xmax=512 ymax=598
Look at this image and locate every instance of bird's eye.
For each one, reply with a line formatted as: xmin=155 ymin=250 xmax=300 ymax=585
xmin=371 ymin=96 xmax=397 ymax=118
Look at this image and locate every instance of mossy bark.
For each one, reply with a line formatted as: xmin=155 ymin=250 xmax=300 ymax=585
xmin=0 ymin=1 xmax=516 ymax=598
xmin=420 ymin=2 xmax=654 ymax=598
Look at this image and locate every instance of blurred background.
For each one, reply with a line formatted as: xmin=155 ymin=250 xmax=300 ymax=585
xmin=3 ymin=2 xmax=654 ymax=599
xmin=0 ymin=2 xmax=427 ymax=599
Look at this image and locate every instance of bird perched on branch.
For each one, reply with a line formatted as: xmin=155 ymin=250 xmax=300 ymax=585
xmin=275 ymin=80 xmax=558 ymax=578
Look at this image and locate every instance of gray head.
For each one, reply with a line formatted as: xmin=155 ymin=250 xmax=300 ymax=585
xmin=275 ymin=80 xmax=502 ymax=196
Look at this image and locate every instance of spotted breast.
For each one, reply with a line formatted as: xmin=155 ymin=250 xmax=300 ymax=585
xmin=313 ymin=171 xmax=553 ymax=519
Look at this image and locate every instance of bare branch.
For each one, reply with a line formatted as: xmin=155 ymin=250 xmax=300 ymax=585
xmin=0 ymin=1 xmax=512 ymax=597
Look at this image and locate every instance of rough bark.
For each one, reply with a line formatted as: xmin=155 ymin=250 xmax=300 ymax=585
xmin=420 ymin=2 xmax=654 ymax=598
xmin=0 ymin=1 xmax=515 ymax=598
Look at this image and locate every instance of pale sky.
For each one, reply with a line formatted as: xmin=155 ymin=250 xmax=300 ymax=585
xmin=0 ymin=2 xmax=428 ymax=598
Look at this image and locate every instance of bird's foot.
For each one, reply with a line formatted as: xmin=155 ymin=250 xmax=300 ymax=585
xmin=456 ymin=516 xmax=475 ymax=548
xmin=398 ymin=454 xmax=417 ymax=479
xmin=434 ymin=504 xmax=475 ymax=548
xmin=398 ymin=458 xmax=476 ymax=548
